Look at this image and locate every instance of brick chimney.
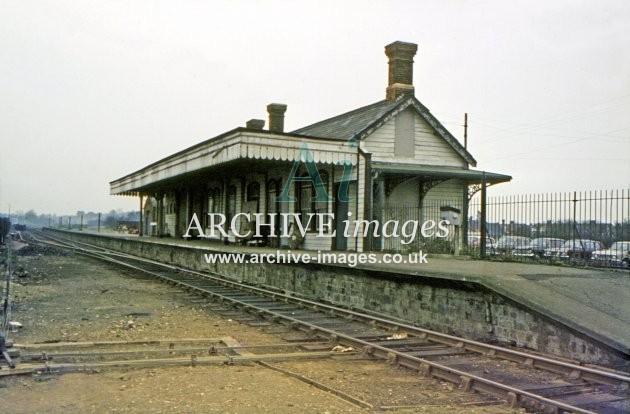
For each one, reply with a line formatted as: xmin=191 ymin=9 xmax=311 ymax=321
xmin=246 ymin=119 xmax=265 ymax=130
xmin=267 ymin=103 xmax=287 ymax=132
xmin=385 ymin=41 xmax=418 ymax=100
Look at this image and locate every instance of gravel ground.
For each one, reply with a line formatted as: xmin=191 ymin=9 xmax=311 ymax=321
xmin=0 ymin=244 xmax=521 ymax=413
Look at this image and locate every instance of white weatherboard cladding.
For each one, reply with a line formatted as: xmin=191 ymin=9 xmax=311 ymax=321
xmin=303 ymin=234 xmax=333 ymax=251
xmin=423 ymin=180 xmax=464 ymax=205
xmin=387 ymin=177 xmax=420 ymax=205
xmin=395 ymin=108 xmax=415 ymax=157
xmin=164 ymin=214 xmax=176 ymax=236
xmin=362 ymin=109 xmax=467 ymax=168
xmin=423 ymin=180 xmax=464 ymax=220
xmin=386 ymin=178 xmax=463 ymax=206
xmin=382 ymin=179 xmax=464 ymax=251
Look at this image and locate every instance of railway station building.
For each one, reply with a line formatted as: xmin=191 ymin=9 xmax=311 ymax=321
xmin=110 ymin=41 xmax=511 ymax=252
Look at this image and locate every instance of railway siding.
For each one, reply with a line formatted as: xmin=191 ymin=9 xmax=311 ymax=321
xmin=43 ymin=228 xmax=629 ymax=368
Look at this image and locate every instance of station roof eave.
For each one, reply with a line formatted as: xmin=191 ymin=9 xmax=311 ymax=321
xmin=109 ymin=158 xmax=281 ymax=197
xmin=109 ymin=128 xmax=359 ymax=197
xmin=371 ymin=162 xmax=512 ymax=185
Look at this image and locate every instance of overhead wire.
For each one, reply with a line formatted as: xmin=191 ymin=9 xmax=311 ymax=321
xmin=432 ymin=94 xmax=630 ymax=160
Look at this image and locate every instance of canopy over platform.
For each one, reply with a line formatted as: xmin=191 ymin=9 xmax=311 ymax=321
xmin=371 ymin=162 xmax=512 ymax=185
xmin=110 ymin=128 xmax=358 ymax=196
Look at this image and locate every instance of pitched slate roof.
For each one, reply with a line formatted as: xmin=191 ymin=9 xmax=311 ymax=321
xmin=292 ymin=95 xmax=477 ymax=166
xmin=293 ymin=99 xmax=399 ymax=140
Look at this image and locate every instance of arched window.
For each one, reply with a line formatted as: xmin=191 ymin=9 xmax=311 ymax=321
xmin=208 ymin=187 xmax=222 ymax=214
xmin=267 ymin=180 xmax=279 ymax=214
xmin=296 ymin=170 xmax=329 ymax=232
xmin=226 ymin=185 xmax=237 ymax=223
xmin=266 ymin=180 xmax=281 ymax=241
xmin=246 ymin=182 xmax=260 ymax=202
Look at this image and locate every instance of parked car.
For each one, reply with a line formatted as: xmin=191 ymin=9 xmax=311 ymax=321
xmin=467 ymin=235 xmax=497 ymax=254
xmin=496 ymin=236 xmax=531 ymax=254
xmin=545 ymin=243 xmax=565 ymax=259
xmin=592 ymin=241 xmax=630 ymax=268
xmin=513 ymin=237 xmax=564 ymax=258
xmin=557 ymin=239 xmax=603 ymax=260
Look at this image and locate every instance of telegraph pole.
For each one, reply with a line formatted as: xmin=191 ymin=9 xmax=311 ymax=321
xmin=464 ymin=113 xmax=468 ymax=149
xmin=461 ymin=113 xmax=469 ymax=248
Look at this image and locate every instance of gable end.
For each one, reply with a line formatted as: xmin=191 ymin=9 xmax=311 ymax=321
xmin=356 ymin=97 xmax=477 ymax=167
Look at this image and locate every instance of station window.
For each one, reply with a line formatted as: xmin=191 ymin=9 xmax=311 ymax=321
xmin=296 ymin=171 xmax=328 ymax=232
xmin=246 ymin=182 xmax=260 ymax=202
xmin=226 ymin=185 xmax=237 ymax=223
xmin=208 ymin=187 xmax=222 ymax=214
xmin=267 ymin=180 xmax=279 ymax=214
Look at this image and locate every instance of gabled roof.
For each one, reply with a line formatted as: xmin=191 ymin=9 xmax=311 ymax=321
xmin=293 ymin=99 xmax=400 ymax=140
xmin=293 ymin=95 xmax=477 ymax=166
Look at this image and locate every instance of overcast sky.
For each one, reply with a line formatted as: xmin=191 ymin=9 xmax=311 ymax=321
xmin=1 ymin=0 xmax=628 ymax=216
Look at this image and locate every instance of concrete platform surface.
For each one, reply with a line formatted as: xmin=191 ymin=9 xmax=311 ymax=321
xmin=365 ymin=257 xmax=630 ymax=356
xmin=49 ymin=230 xmax=630 ymax=356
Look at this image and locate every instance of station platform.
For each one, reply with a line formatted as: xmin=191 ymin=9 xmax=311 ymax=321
xmin=374 ymin=256 xmax=630 ymax=358
xmin=42 ymin=229 xmax=630 ymax=360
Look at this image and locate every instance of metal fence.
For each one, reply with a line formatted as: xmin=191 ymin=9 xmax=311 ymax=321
xmin=376 ymin=189 xmax=630 ymax=268
xmin=372 ymin=199 xmax=463 ymax=253
xmin=467 ymin=189 xmax=629 ymax=267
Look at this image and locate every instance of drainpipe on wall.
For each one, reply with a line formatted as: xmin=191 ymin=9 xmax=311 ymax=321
xmin=363 ymin=151 xmax=373 ymax=251
xmin=355 ymin=140 xmax=360 ymax=252
xmin=355 ymin=140 xmax=372 ymax=252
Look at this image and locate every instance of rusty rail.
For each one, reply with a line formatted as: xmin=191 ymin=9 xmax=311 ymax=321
xmin=30 ymin=230 xmax=630 ymax=413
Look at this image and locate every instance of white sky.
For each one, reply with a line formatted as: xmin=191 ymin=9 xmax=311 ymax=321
xmin=1 ymin=0 xmax=629 ymax=216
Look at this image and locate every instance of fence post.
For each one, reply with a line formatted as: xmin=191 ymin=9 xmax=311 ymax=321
xmin=462 ymin=187 xmax=469 ymax=248
xmin=480 ymin=172 xmax=487 ymax=258
xmin=572 ymin=191 xmax=578 ymax=242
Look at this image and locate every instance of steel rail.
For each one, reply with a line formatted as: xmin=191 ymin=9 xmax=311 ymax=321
xmin=34 ymin=231 xmax=629 ymax=387
xmin=32 ymin=232 xmax=630 ymax=379
xmin=1 ymin=351 xmax=336 ymax=376
xmin=80 ymin=253 xmax=600 ymax=413
xmin=30 ymin=230 xmax=629 ymax=412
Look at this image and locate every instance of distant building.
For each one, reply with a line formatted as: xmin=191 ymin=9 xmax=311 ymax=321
xmin=110 ymin=41 xmax=510 ymax=251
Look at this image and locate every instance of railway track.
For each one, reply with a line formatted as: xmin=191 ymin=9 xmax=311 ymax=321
xmin=23 ymin=229 xmax=630 ymax=413
xmin=4 ymin=337 xmax=337 ymax=378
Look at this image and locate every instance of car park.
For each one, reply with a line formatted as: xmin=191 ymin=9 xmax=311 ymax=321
xmin=557 ymin=239 xmax=603 ymax=260
xmin=592 ymin=241 xmax=630 ymax=268
xmin=496 ymin=236 xmax=531 ymax=254
xmin=467 ymin=235 xmax=497 ymax=254
xmin=513 ymin=237 xmax=564 ymax=258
